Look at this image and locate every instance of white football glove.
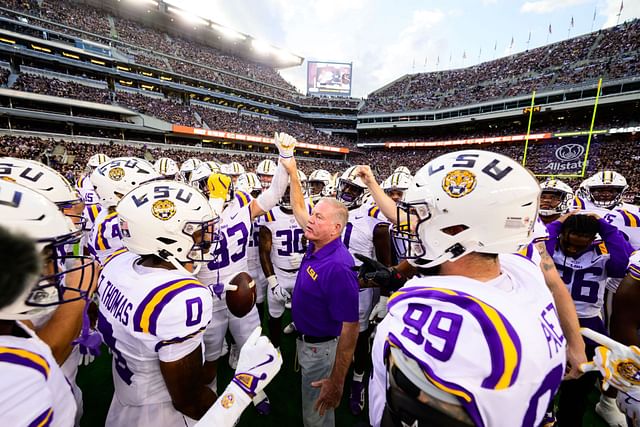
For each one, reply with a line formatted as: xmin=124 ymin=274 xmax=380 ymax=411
xmin=274 ymin=132 xmax=296 ymax=159
xmin=233 ymin=326 xmax=283 ymax=397
xmin=579 ymin=328 xmax=640 ymax=393
xmin=267 ymin=275 xmax=290 ymax=304
xmin=369 ymin=296 xmax=389 ymax=322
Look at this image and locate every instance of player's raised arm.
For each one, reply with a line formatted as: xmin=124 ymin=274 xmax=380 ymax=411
xmin=280 ymin=157 xmax=310 ymax=229
xmin=354 ymin=165 xmax=402 ymax=225
xmin=249 ymin=132 xmax=297 ymax=221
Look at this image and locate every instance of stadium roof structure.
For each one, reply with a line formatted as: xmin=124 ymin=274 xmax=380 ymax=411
xmin=78 ymin=0 xmax=304 ymax=69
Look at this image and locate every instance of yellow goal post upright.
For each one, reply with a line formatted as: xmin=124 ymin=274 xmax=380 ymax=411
xmin=521 ymin=77 xmax=603 ymax=180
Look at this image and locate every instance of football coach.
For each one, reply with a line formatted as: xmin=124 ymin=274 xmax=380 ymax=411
xmin=280 ymin=156 xmax=359 ymax=427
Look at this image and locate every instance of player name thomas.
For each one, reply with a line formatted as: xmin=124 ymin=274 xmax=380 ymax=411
xmin=99 ymin=277 xmax=134 ymax=326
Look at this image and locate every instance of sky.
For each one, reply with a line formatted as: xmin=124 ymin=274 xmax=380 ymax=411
xmin=164 ymin=0 xmax=640 ymax=98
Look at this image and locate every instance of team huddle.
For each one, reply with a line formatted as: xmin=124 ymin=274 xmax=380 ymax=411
xmin=1 ymin=133 xmax=640 ymax=427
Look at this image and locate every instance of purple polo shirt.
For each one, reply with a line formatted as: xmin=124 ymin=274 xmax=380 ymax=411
xmin=292 ymin=237 xmax=359 ymax=337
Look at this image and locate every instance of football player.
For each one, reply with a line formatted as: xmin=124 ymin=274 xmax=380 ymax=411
xmin=153 ymin=157 xmax=180 ymax=179
xmin=539 ymin=179 xmax=574 ymax=225
xmin=307 ymin=169 xmax=332 ymax=204
xmin=336 ymin=166 xmax=392 ymax=415
xmin=0 ymin=180 xmax=98 ymax=426
xmin=90 ymin=157 xmax=160 ymax=264
xmin=196 ymin=133 xmax=297 ymax=414
xmin=98 ymin=179 xmax=281 ymax=426
xmin=546 ymin=212 xmax=631 ymax=425
xmin=381 ymin=171 xmax=411 ymax=204
xmin=77 ymin=153 xmax=110 ymax=245
xmin=366 ymin=150 xmax=567 ymax=426
xmin=256 ymin=159 xmax=277 ymax=190
xmin=179 ymin=158 xmax=202 ymax=183
xmin=224 ymin=161 xmax=245 ymax=185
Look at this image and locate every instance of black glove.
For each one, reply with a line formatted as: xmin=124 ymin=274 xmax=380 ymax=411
xmin=353 ymin=253 xmax=406 ymax=293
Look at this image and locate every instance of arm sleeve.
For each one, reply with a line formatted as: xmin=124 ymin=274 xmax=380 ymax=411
xmin=545 ymin=221 xmax=563 ymax=257
xmin=256 ymin=161 xmax=288 ymax=213
xmin=600 ymin=219 xmax=633 ymax=278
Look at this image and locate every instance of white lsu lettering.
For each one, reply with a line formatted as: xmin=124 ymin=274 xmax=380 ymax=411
xmin=539 ymin=303 xmax=564 ymax=359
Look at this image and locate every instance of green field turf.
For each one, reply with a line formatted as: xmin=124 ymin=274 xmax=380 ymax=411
xmin=76 ymin=306 xmax=609 ymax=426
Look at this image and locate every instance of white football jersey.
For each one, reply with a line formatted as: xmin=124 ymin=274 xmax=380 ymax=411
xmin=342 ymin=204 xmax=388 ymax=266
xmin=262 ymin=206 xmax=307 ymax=287
xmin=551 ymin=241 xmax=611 ymax=318
xmin=89 ymin=208 xmax=123 ymax=265
xmin=369 ymin=254 xmax=566 ymax=427
xmin=518 ymin=217 xmax=550 ymax=265
xmin=198 ymin=190 xmax=253 ymax=312
xmin=607 ymin=204 xmax=640 ymax=250
xmin=97 ymin=250 xmax=213 ymax=407
xmin=246 ymin=215 xmax=266 ymax=302
xmin=76 ymin=174 xmax=98 ymax=206
xmin=0 ymin=322 xmax=77 ymax=426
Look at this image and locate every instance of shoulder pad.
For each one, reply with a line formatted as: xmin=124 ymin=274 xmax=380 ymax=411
xmin=367 ymin=205 xmax=382 ymax=219
xmin=596 ymin=242 xmax=608 ymax=255
xmin=234 ymin=191 xmax=252 ymax=208
xmin=263 ymin=209 xmax=276 ymax=223
xmin=617 ymin=209 xmax=640 ymax=227
xmin=103 ymin=248 xmax=129 ymax=267
xmin=0 ymin=346 xmax=51 ymax=379
xmin=573 ymin=196 xmax=586 ymax=210
xmin=132 ymin=278 xmax=208 ymax=336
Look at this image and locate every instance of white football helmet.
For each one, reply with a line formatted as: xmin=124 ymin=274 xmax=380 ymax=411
xmin=0 ymin=157 xmax=82 ymax=207
xmin=237 ymin=172 xmax=262 ymax=198
xmin=394 ymin=166 xmax=411 ymax=176
xmin=117 ymin=180 xmax=221 ymax=276
xmin=581 ymin=171 xmax=628 ymax=209
xmin=307 ymin=169 xmax=332 ymax=201
xmin=382 ymin=172 xmax=412 ymax=194
xmin=0 ymin=180 xmax=95 ymax=320
xmin=337 ymin=166 xmax=367 ymax=209
xmin=87 ymin=153 xmax=110 ymax=169
xmin=393 ymin=150 xmax=540 ymax=266
xmin=321 ymin=173 xmax=338 ymax=198
xmin=189 ymin=162 xmax=221 ymax=190
xmin=256 ymin=159 xmax=277 ymax=189
xmin=154 ymin=157 xmax=179 ymax=178
xmin=540 ymin=179 xmax=574 ymax=217
xmin=225 ymin=161 xmax=245 ymax=178
xmin=91 ymin=157 xmax=160 ymax=208
xmin=179 ymin=158 xmax=202 ymax=183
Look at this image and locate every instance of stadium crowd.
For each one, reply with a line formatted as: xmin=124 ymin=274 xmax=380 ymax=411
xmin=0 ymin=135 xmax=346 ymax=181
xmin=0 ymin=0 xmax=361 ymax=108
xmin=361 ymin=19 xmax=640 ymax=113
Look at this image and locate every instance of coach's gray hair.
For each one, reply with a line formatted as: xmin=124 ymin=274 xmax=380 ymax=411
xmin=317 ymin=197 xmax=348 ymax=230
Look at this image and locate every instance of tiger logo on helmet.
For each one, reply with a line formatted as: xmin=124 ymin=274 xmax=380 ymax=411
xmin=442 ymin=170 xmax=477 ymax=199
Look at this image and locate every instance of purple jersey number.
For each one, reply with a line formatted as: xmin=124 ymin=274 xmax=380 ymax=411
xmin=400 ymin=303 xmax=463 ymax=362
xmin=555 ymin=264 xmax=603 ymax=304
xmin=97 ymin=311 xmax=134 ymax=385
xmin=523 ymin=364 xmax=564 ymax=426
xmin=208 ymin=222 xmax=249 ymax=269
xmin=275 ymin=228 xmax=305 ymax=256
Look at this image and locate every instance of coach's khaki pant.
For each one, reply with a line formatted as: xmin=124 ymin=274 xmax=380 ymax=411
xmin=296 ymin=338 xmax=338 ymax=427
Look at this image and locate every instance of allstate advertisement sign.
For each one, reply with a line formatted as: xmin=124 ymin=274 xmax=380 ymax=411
xmin=544 ymin=143 xmax=587 ymax=171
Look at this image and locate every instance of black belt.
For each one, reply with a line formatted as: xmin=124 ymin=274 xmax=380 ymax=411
xmin=297 ymin=333 xmax=337 ymax=344
xmin=276 ymin=266 xmax=300 ymax=274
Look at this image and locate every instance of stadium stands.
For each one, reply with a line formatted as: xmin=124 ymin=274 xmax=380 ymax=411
xmin=361 ymin=19 xmax=640 ymax=113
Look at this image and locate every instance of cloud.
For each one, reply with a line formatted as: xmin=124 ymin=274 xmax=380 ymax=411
xmin=602 ymin=0 xmax=640 ymax=27
xmin=520 ymin=0 xmax=590 ymax=14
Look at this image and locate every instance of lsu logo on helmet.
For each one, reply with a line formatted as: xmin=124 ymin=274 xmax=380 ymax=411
xmin=108 ymin=167 xmax=125 ymax=181
xmin=151 ymin=199 xmax=176 ymax=221
xmin=442 ymin=170 xmax=477 ymax=198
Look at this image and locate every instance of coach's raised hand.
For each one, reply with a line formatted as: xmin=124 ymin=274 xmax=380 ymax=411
xmin=274 ymin=132 xmax=296 ymax=159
